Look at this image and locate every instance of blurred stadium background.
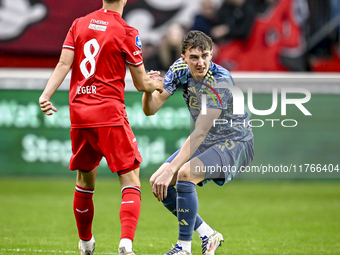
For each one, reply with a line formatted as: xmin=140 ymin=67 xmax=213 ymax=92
xmin=0 ymin=0 xmax=339 ymax=254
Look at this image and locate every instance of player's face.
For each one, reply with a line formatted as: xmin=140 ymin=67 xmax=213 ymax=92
xmin=181 ymin=47 xmax=213 ymax=81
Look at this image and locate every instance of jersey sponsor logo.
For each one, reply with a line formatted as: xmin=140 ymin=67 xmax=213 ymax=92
xmin=189 ymin=96 xmax=199 ymax=110
xmin=135 ymin=35 xmax=142 ymax=49
xmin=88 ymin=23 xmax=107 ymax=32
xmin=133 ymin=50 xmax=142 ymax=56
xmin=90 ymin=19 xmax=109 ymax=25
xmin=164 ymin=71 xmax=173 ymax=83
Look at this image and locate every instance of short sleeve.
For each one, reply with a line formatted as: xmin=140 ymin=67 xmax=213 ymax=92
xmin=163 ymin=70 xmax=179 ymax=95
xmin=163 ymin=59 xmax=187 ymax=95
xmin=62 ymin=19 xmax=78 ymax=51
xmin=122 ymin=30 xmax=143 ymax=67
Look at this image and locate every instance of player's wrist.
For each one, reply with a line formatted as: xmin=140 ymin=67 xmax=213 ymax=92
xmin=166 ymin=165 xmax=178 ymax=175
xmin=39 ymin=94 xmax=51 ymax=103
xmin=144 ymin=91 xmax=153 ymax=96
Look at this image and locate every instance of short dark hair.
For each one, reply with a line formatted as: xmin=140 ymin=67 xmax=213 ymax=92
xmin=104 ymin=0 xmax=120 ymax=3
xmin=181 ymin=30 xmax=213 ymax=55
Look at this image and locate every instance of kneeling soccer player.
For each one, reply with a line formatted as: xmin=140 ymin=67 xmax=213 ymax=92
xmin=142 ymin=30 xmax=254 ymax=255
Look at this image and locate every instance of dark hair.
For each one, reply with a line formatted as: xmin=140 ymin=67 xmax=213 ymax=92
xmin=104 ymin=0 xmax=120 ymax=3
xmin=181 ymin=30 xmax=213 ymax=55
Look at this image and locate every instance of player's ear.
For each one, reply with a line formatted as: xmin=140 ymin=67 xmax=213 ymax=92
xmin=181 ymin=54 xmax=187 ymax=64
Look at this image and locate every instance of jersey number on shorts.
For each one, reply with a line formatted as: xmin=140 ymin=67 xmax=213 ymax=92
xmin=80 ymin=38 xmax=100 ymax=79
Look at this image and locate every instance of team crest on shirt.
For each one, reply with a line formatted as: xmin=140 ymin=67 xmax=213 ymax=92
xmin=164 ymin=71 xmax=173 ymax=83
xmin=135 ymin=35 xmax=142 ymax=49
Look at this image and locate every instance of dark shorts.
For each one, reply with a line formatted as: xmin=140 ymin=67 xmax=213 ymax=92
xmin=69 ymin=120 xmax=142 ymax=175
xmin=165 ymin=138 xmax=254 ymax=186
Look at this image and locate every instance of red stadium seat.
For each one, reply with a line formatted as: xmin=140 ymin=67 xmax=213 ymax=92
xmin=310 ymin=45 xmax=340 ymax=72
xmin=214 ymin=0 xmax=304 ymax=71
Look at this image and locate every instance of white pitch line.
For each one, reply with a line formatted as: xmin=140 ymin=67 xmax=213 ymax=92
xmin=0 ymin=248 xmax=116 ymax=254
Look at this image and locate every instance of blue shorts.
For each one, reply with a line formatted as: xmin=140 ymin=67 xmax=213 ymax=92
xmin=165 ymin=139 xmax=254 ymax=186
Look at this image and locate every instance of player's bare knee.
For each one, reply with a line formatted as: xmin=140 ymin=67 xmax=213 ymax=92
xmin=119 ymin=170 xmax=140 ymax=188
xmin=177 ymin=167 xmax=191 ymax=181
xmin=76 ymin=169 xmax=97 ymax=189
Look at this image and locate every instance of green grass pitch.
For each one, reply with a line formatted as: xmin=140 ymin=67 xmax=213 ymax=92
xmin=0 ymin=178 xmax=339 ymax=254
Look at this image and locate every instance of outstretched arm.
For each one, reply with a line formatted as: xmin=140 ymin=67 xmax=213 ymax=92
xmin=142 ymin=70 xmax=171 ymax=116
xmin=128 ymin=64 xmax=164 ymax=93
xmin=39 ymin=49 xmax=74 ymax=115
xmin=142 ymin=89 xmax=171 ymax=116
xmin=152 ymin=107 xmax=222 ymax=201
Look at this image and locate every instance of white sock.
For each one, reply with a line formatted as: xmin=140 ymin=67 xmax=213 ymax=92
xmin=195 ymin=221 xmax=215 ymax=238
xmin=80 ymin=235 xmax=95 ymax=251
xmin=178 ymin=240 xmax=191 ymax=253
xmin=119 ymin=238 xmax=132 ymax=252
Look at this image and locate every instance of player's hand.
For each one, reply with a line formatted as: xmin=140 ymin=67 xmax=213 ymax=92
xmin=152 ymin=170 xmax=174 ymax=201
xmin=148 ymin=70 xmax=164 ymax=93
xmin=147 ymin=70 xmax=164 ymax=93
xmin=150 ymin=171 xmax=160 ymax=187
xmin=155 ymin=81 xmax=164 ymax=93
xmin=39 ymin=95 xmax=57 ymax=115
xmin=147 ymin=70 xmax=161 ymax=79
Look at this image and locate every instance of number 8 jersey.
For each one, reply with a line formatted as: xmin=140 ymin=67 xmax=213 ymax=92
xmin=63 ymin=8 xmax=143 ymax=128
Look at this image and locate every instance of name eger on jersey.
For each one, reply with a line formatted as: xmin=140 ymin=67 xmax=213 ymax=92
xmin=77 ymin=85 xmax=97 ymax=95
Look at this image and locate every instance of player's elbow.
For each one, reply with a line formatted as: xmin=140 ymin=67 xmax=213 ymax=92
xmin=135 ymin=82 xmax=153 ymax=92
xmin=135 ymin=85 xmax=145 ymax=92
xmin=194 ymin=128 xmax=208 ymax=141
xmin=133 ymin=79 xmax=146 ymax=91
xmin=57 ymin=60 xmax=72 ymax=70
xmin=144 ymin=111 xmax=154 ymax=116
xmin=142 ymin=106 xmax=156 ymax=116
xmin=197 ymin=132 xmax=207 ymax=141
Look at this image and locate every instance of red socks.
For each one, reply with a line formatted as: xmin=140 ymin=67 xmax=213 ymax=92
xmin=73 ymin=185 xmax=141 ymax=242
xmin=119 ymin=186 xmax=141 ymax=241
xmin=73 ymin=185 xmax=94 ymax=241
